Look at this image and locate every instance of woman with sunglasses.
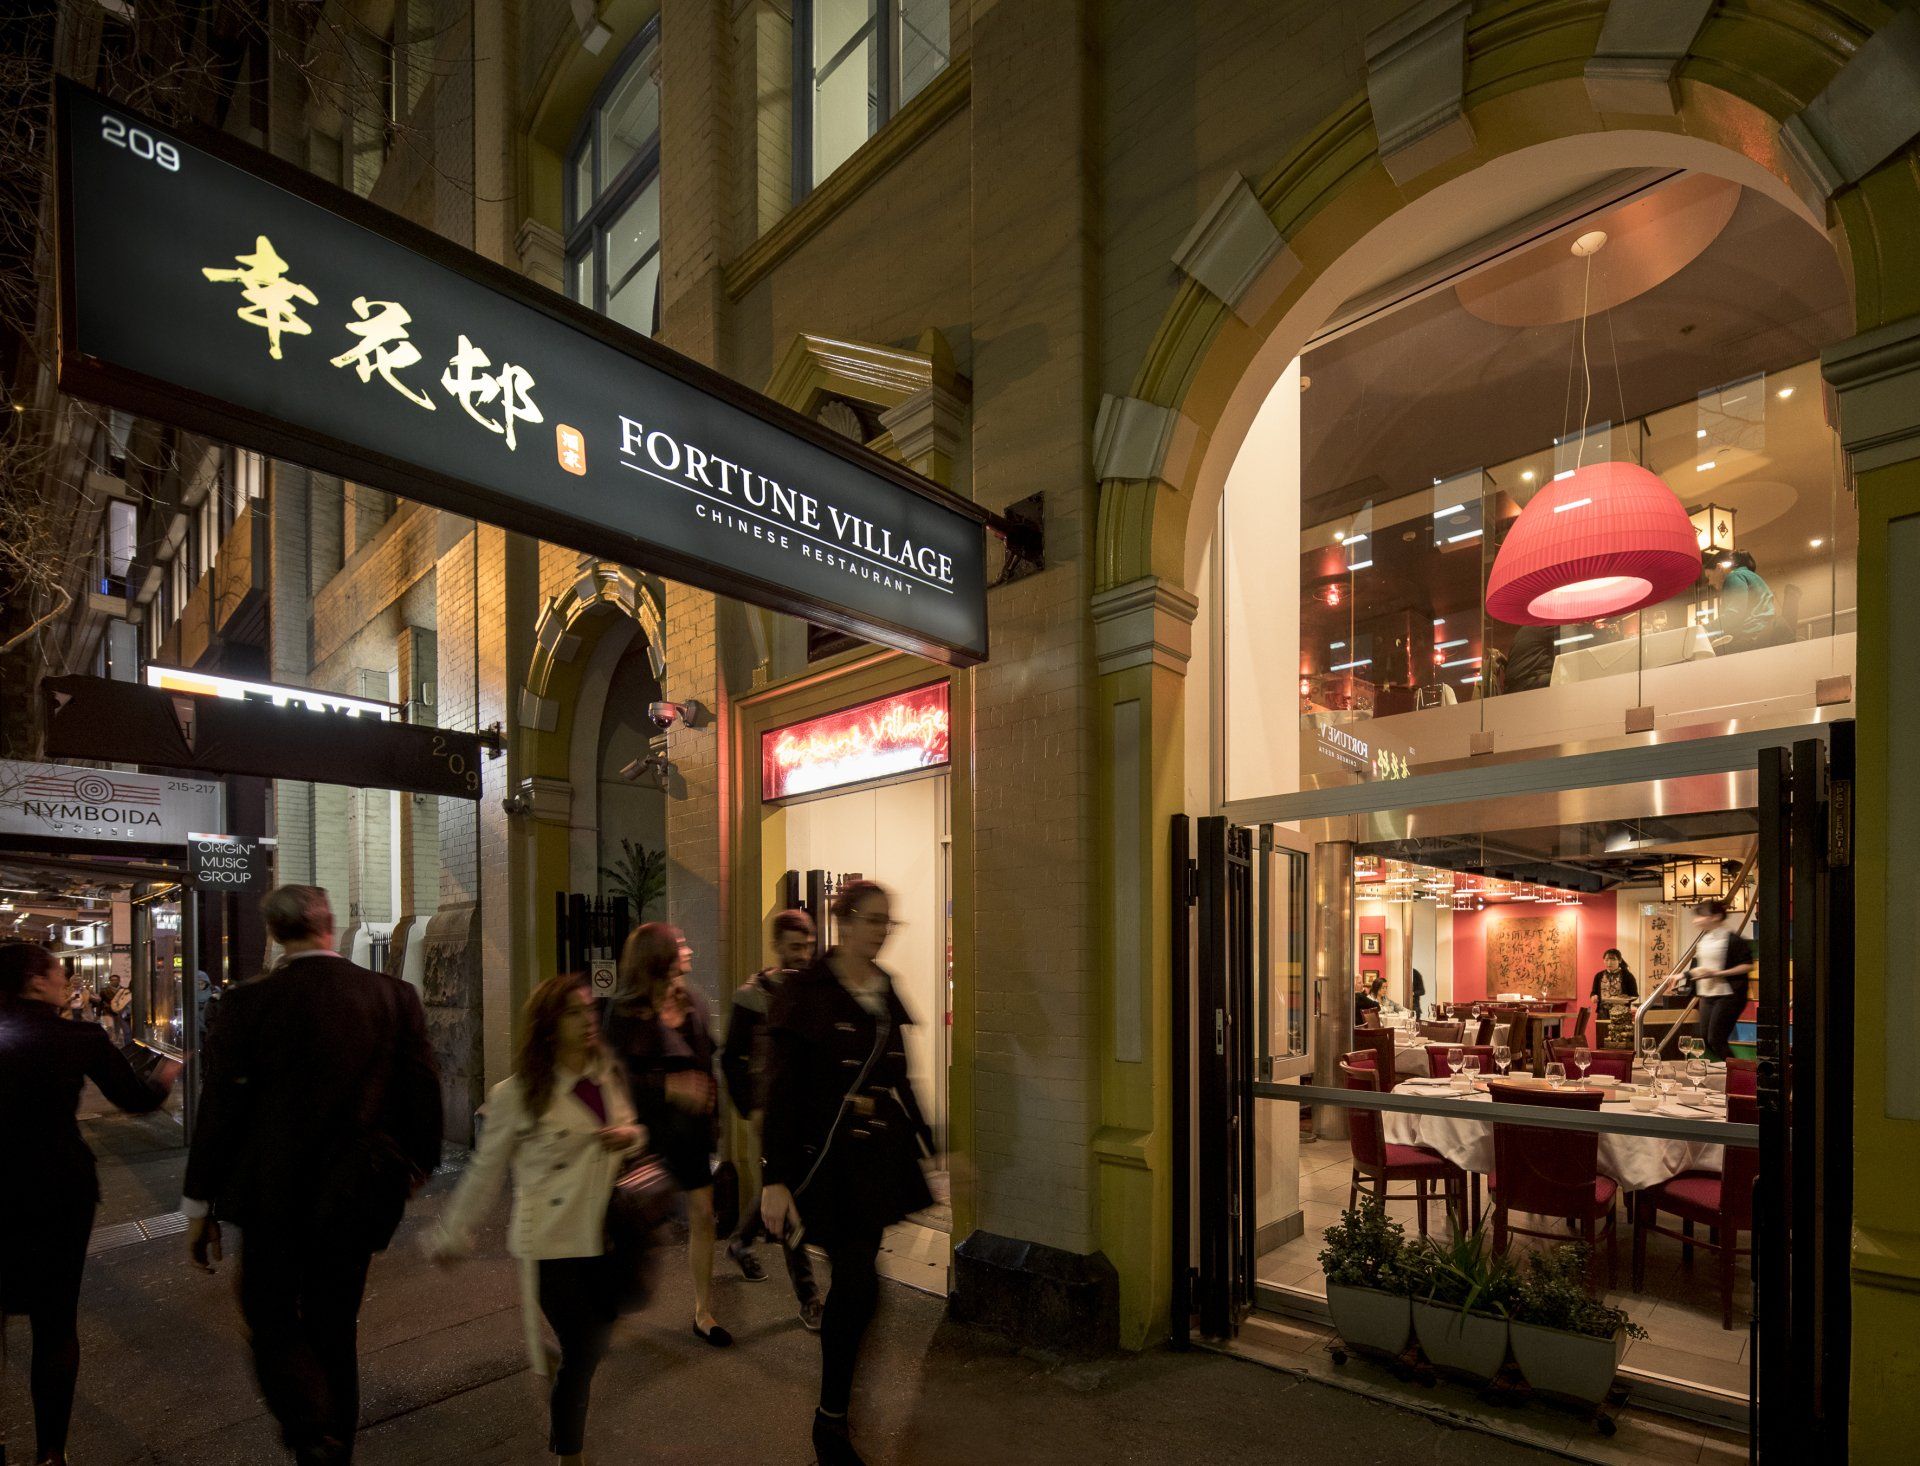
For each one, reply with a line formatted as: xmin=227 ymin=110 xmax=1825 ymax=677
xmin=759 ymin=879 xmax=935 ymax=1466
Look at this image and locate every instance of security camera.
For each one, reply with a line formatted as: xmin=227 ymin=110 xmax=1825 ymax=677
xmin=620 ymin=753 xmax=674 ymax=791
xmin=647 ymin=699 xmax=708 ymax=731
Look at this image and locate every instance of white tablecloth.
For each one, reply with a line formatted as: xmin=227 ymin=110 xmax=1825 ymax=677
xmin=1385 ymin=1081 xmax=1728 ymax=1192
xmin=1550 ymin=624 xmax=1714 ymax=685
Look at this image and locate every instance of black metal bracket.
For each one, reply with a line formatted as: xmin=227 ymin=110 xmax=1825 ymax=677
xmin=988 ymin=492 xmax=1045 ymax=587
xmin=480 ymin=721 xmax=505 ymax=759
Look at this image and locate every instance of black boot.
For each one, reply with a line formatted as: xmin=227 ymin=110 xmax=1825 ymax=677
xmin=812 ymin=1410 xmax=866 ymax=1466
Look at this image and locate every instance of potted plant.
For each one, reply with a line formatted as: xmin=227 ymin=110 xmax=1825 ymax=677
xmin=1318 ymin=1195 xmax=1414 ymax=1355
xmin=1507 ymin=1245 xmax=1647 ymax=1405
xmin=1407 ymin=1221 xmax=1518 ymax=1382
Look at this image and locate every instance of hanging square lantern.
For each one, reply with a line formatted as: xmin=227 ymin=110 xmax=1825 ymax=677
xmin=1690 ymin=503 xmax=1736 ymax=555
xmin=1662 ymin=857 xmax=1727 ymax=904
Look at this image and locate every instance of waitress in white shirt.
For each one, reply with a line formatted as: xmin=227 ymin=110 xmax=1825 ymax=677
xmin=1688 ymin=899 xmax=1755 ymax=1061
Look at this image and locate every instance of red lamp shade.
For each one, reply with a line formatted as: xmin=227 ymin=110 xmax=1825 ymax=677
xmin=1485 ymin=461 xmax=1701 ymax=626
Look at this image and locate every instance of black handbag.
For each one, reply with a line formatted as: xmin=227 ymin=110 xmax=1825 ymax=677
xmin=710 ymin=1158 xmax=740 ymax=1237
xmin=604 ymin=1153 xmax=675 ymax=1313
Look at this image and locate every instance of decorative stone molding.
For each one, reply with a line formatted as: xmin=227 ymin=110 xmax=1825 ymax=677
xmin=816 ymin=398 xmax=864 ymax=440
xmin=568 ymin=0 xmax=612 ymax=55
xmin=519 ymin=774 xmax=573 ymax=825
xmin=1092 ymin=395 xmax=1201 ymax=487
xmin=1171 ymin=173 xmax=1300 ymax=325
xmin=766 ymin=327 xmax=966 ymax=420
xmin=1781 ymin=9 xmax=1920 ymax=211
xmin=515 ymin=217 xmax=565 ymax=295
xmin=517 ymin=688 xmax=559 ymax=733
xmin=1822 ymin=312 xmax=1920 ymax=474
xmin=878 ymin=385 xmax=967 ymax=481
xmin=1364 ymin=0 xmax=1475 ymax=186
xmin=1583 ymin=0 xmax=1713 ymax=116
xmin=1091 ymin=576 xmax=1199 ymax=676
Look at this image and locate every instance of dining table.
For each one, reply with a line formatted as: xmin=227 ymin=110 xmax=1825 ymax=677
xmin=1383 ymin=1074 xmax=1731 ymax=1192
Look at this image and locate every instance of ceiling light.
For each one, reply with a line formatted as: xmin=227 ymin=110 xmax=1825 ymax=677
xmin=1436 ymin=638 xmax=1468 ymax=650
xmin=1330 ymin=641 xmax=1346 ymax=649
xmin=1432 ymin=503 xmax=1465 ymax=518
xmin=1521 ymin=470 xmax=1536 ymax=482
xmin=1446 ymin=529 xmax=1482 ymax=544
xmin=1696 ymin=428 xmax=1708 ymax=439
xmin=1696 ymin=461 xmax=1717 ymax=472
xmin=1553 ymin=632 xmax=1595 ymax=645
xmin=1776 ymin=386 xmax=1793 ymax=399
xmin=1341 ymin=532 xmax=1369 ymax=545
xmin=1552 ymin=469 xmax=1576 ymax=481
xmin=1552 ymin=497 xmax=1592 ymax=514
xmin=1348 ymin=559 xmax=1374 ymax=570
xmin=1441 ymin=655 xmax=1482 ymax=668
xmin=1809 ymin=537 xmax=1825 ymax=549
xmin=1300 ymin=375 xmax=1311 ymax=391
xmin=1331 ymin=658 xmax=1372 ymax=672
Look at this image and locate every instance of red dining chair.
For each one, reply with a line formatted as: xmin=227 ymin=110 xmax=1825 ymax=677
xmin=1347 ymin=1026 xmax=1397 ymax=1080
xmin=1424 ymin=1044 xmax=1497 ymax=1079
xmin=1547 ymin=1039 xmax=1635 ymax=1082
xmin=1419 ymin=1019 xmax=1464 ymax=1044
xmin=1726 ymin=1058 xmax=1758 ymax=1097
xmin=1486 ymin=1082 xmax=1618 ymax=1285
xmin=1569 ymin=1006 xmax=1591 ymax=1042
xmin=1339 ymin=1061 xmax=1467 ymax=1237
xmin=1632 ymin=1094 xmax=1759 ymax=1328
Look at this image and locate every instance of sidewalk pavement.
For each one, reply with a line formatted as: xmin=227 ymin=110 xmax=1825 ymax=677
xmin=3 ymin=1101 xmax=1576 ymax=1465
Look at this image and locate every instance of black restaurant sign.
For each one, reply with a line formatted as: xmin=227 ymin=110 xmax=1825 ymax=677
xmin=187 ymin=833 xmax=275 ymax=893
xmin=53 ymin=81 xmax=989 ymax=666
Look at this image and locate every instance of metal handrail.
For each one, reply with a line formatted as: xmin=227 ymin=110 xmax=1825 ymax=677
xmin=1631 ymin=843 xmax=1759 ymax=1060
xmin=1268 ymin=1080 xmax=1755 ymax=1147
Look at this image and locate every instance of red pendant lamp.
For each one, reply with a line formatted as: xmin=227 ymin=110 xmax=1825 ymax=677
xmin=1485 ymin=230 xmax=1701 ymax=626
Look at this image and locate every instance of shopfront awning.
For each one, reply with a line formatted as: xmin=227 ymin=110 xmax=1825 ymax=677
xmin=53 ymin=80 xmax=991 ymax=666
xmin=42 ymin=675 xmax=485 ymax=799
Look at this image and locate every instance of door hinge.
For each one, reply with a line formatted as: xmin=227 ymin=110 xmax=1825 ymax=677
xmin=1828 ymin=780 xmax=1852 ymax=868
xmin=1185 ymin=858 xmax=1200 ymax=907
xmin=1215 ymin=1008 xmax=1225 ymax=1055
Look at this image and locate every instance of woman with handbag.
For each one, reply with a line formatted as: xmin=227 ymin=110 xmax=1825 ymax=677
xmin=759 ymin=880 xmax=937 ymax=1466
xmin=427 ymin=973 xmax=644 ymax=1466
xmin=606 ymin=922 xmax=732 ymax=1347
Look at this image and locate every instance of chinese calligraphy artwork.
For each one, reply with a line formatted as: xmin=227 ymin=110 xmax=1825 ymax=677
xmin=1487 ymin=912 xmax=1576 ymax=999
xmin=202 ymin=233 xmax=540 ymax=448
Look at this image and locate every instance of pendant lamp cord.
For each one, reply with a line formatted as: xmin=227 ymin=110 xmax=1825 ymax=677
xmin=1575 ymin=248 xmax=1595 ymax=471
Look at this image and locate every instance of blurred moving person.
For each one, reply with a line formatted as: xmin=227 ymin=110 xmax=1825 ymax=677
xmin=720 ymin=908 xmax=821 ymax=1326
xmin=1 ymin=941 xmax=178 ymax=1466
xmin=607 ymin=922 xmax=731 ymax=1346
xmin=759 ymin=880 xmax=936 ymax=1466
xmin=182 ymin=886 xmax=442 ymax=1466
xmin=429 ymin=973 xmax=644 ymax=1466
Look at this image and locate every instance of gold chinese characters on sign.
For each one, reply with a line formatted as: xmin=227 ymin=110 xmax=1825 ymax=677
xmin=201 ymin=233 xmax=542 ymax=451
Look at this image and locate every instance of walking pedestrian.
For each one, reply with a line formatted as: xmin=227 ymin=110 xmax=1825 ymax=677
xmin=759 ymin=880 xmax=937 ymax=1466
xmin=182 ymin=885 xmax=442 ymax=1465
xmin=428 ymin=973 xmax=644 ymax=1466
xmin=605 ymin=922 xmax=731 ymax=1346
xmin=720 ymin=909 xmax=821 ymax=1326
xmin=1688 ymin=899 xmax=1754 ymax=1061
xmin=1 ymin=941 xmax=179 ymax=1466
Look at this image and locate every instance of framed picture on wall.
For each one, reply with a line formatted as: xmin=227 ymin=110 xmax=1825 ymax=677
xmin=1362 ymin=967 xmax=1381 ymax=984
xmin=1360 ymin=932 xmax=1382 ymax=955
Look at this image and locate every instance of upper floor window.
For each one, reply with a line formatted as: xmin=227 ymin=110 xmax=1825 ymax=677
xmin=796 ymin=0 xmax=950 ymax=194
xmin=566 ymin=28 xmax=662 ymax=337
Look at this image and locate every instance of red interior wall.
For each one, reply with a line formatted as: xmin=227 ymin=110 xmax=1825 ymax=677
xmin=1357 ymin=914 xmax=1387 ymax=984
xmin=1449 ymin=894 xmax=1618 ymax=1003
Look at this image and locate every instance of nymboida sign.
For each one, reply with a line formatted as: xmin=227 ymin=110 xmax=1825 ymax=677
xmin=53 ymin=81 xmax=990 ymax=666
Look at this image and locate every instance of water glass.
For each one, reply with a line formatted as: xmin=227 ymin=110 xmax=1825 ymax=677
xmin=1639 ymin=1037 xmax=1659 ymax=1074
xmin=1460 ymin=1054 xmax=1482 ymax=1085
xmin=1545 ymin=1062 xmax=1566 ymax=1089
xmin=1493 ymin=1043 xmax=1512 ymax=1077
xmin=1573 ymin=1045 xmax=1593 ymax=1084
xmin=1685 ymin=1057 xmax=1709 ymax=1095
xmin=1446 ymin=1045 xmax=1464 ymax=1077
xmin=1655 ymin=1061 xmax=1676 ymax=1101
xmin=1684 ymin=1036 xmax=1705 ymax=1061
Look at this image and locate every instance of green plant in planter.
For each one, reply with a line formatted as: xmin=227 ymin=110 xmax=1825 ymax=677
xmin=1408 ymin=1220 xmax=1522 ymax=1317
xmin=1318 ymin=1194 xmax=1413 ymax=1292
xmin=1510 ymin=1245 xmax=1648 ymax=1340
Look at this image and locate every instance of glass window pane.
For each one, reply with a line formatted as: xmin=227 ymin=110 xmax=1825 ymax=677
xmin=897 ymin=0 xmax=950 ymax=106
xmin=607 ymin=254 xmax=661 ymax=338
xmin=605 ymin=176 xmax=660 ymax=295
xmin=813 ymin=0 xmax=877 ymax=183
xmin=570 ymin=248 xmax=595 ymax=308
xmin=570 ymin=137 xmax=594 ymax=225
xmin=601 ymin=45 xmax=661 ymax=186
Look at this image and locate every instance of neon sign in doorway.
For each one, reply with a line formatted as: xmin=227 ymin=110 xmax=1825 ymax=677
xmin=762 ymin=682 xmax=950 ymax=801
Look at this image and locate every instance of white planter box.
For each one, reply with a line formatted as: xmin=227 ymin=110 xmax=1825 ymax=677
xmin=1325 ymin=1282 xmax=1411 ymax=1355
xmin=1510 ymin=1320 xmax=1627 ymax=1405
xmin=1412 ymin=1299 xmax=1509 ymax=1381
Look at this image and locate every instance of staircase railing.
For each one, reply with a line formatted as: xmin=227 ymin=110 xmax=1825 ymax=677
xmin=1631 ymin=844 xmax=1759 ymax=1061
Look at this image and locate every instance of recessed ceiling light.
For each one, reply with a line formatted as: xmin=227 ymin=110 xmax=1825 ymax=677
xmin=1520 ymin=470 xmax=1536 ymax=482
xmin=1696 ymin=461 xmax=1717 ymax=472
xmin=1696 ymin=428 xmax=1707 ymax=438
xmin=1299 ymin=375 xmax=1311 ymax=391
xmin=1809 ymin=537 xmax=1824 ymax=549
xmin=1777 ymin=386 xmax=1794 ymax=399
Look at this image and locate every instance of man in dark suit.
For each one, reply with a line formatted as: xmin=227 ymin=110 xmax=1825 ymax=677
xmin=183 ymin=885 xmax=441 ymax=1465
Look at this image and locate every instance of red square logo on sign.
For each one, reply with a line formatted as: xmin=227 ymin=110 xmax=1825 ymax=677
xmin=555 ymin=423 xmax=587 ymax=476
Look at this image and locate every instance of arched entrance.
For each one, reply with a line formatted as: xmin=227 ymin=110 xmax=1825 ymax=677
xmin=512 ymin=563 xmax=668 ymax=1023
xmin=1087 ymin=8 xmax=1920 ymax=1446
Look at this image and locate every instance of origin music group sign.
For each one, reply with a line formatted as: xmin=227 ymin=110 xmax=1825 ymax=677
xmin=53 ymin=81 xmax=989 ymax=665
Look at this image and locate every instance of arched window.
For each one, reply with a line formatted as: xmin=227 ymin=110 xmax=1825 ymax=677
xmin=566 ymin=26 xmax=662 ymax=337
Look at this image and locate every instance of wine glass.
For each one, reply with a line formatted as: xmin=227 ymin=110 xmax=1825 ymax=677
xmin=1639 ymin=1036 xmax=1660 ymax=1076
xmin=1493 ymin=1043 xmax=1512 ymax=1077
xmin=1573 ymin=1045 xmax=1593 ymax=1085
xmin=1545 ymin=1061 xmax=1567 ymax=1089
xmin=1654 ymin=1061 xmax=1677 ymax=1104
xmin=1683 ymin=1035 xmax=1705 ymax=1061
xmin=1685 ymin=1056 xmax=1709 ymax=1097
xmin=1446 ymin=1044 xmax=1464 ymax=1074
xmin=1460 ymin=1053 xmax=1482 ymax=1087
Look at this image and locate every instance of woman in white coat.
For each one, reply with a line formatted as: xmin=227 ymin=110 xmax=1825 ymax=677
xmin=429 ymin=973 xmax=644 ymax=1466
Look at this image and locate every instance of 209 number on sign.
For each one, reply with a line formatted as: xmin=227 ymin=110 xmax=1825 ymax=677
xmin=101 ymin=114 xmax=180 ymax=171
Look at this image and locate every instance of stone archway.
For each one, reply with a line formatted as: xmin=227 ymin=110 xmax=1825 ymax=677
xmin=1086 ymin=0 xmax=1920 ymax=1358
xmin=509 ymin=562 xmax=666 ymax=1012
